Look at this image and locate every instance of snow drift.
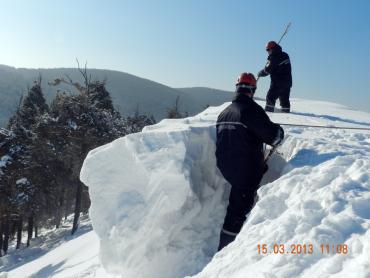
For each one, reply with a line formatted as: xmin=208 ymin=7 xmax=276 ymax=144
xmin=80 ymin=99 xmax=370 ymax=278
xmin=80 ymin=105 xmax=231 ymax=278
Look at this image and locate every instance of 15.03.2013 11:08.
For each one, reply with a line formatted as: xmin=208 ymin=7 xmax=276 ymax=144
xmin=257 ymin=244 xmax=348 ymax=255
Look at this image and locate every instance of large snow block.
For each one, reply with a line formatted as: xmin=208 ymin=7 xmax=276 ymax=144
xmin=80 ymin=117 xmax=229 ymax=278
xmin=81 ymin=100 xmax=370 ymax=278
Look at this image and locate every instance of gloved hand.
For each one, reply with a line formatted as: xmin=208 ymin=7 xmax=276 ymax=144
xmin=258 ymin=70 xmax=267 ymax=77
xmin=272 ymin=126 xmax=284 ymax=147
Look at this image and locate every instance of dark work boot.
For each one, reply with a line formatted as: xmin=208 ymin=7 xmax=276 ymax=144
xmin=265 ymin=105 xmax=275 ymax=112
xmin=217 ymin=229 xmax=237 ymax=251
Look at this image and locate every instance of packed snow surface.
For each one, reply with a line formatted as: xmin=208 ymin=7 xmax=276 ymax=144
xmin=79 ymin=98 xmax=370 ymax=278
xmin=0 ymin=216 xmax=112 ymax=278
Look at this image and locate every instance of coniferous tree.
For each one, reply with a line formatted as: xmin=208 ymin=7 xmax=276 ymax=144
xmin=1 ymin=64 xmax=157 ymax=250
xmin=0 ymin=78 xmax=49 ymax=250
xmin=166 ymin=96 xmax=187 ymax=119
xmin=126 ymin=105 xmax=156 ymax=133
xmin=7 ymin=77 xmax=48 ymax=133
xmin=0 ymin=129 xmax=12 ymax=256
xmin=48 ymin=66 xmax=128 ymax=234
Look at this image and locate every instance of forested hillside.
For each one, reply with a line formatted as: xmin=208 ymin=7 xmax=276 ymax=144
xmin=0 ymin=65 xmax=233 ymax=127
xmin=0 ymin=70 xmax=155 ymax=256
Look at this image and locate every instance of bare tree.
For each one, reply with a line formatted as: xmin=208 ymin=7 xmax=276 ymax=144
xmin=167 ymin=96 xmax=187 ymax=119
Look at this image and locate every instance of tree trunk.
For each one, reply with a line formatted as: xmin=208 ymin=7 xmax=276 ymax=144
xmin=10 ymin=220 xmax=16 ymax=240
xmin=64 ymin=193 xmax=72 ymax=220
xmin=55 ymin=210 xmax=61 ymax=228
xmin=0 ymin=220 xmax=3 ymax=257
xmin=27 ymin=215 xmax=34 ymax=247
xmin=71 ymin=181 xmax=83 ymax=235
xmin=16 ymin=216 xmax=23 ymax=249
xmin=55 ymin=189 xmax=65 ymax=228
xmin=3 ymin=216 xmax=10 ymax=254
xmin=81 ymin=185 xmax=91 ymax=214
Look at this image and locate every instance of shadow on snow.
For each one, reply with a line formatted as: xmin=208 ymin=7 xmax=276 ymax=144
xmin=291 ymin=112 xmax=370 ymax=127
xmin=0 ymin=218 xmax=92 ymax=273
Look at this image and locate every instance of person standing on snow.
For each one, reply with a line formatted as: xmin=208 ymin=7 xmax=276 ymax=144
xmin=215 ymin=73 xmax=284 ymax=251
xmin=258 ymin=41 xmax=292 ymax=113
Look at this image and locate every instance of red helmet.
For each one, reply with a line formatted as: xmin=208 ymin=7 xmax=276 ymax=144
xmin=236 ymin=72 xmax=256 ymax=87
xmin=266 ymin=41 xmax=277 ymax=50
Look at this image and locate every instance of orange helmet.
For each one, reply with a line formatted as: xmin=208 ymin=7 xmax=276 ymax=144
xmin=236 ymin=72 xmax=256 ymax=87
xmin=266 ymin=41 xmax=277 ymax=50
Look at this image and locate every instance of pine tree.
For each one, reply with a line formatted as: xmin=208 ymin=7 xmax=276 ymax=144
xmin=48 ymin=66 xmax=128 ymax=234
xmin=1 ymin=78 xmax=50 ymax=251
xmin=126 ymin=105 xmax=156 ymax=133
xmin=7 ymin=77 xmax=48 ymax=134
xmin=166 ymin=96 xmax=187 ymax=119
xmin=1 ymin=63 xmax=158 ymax=249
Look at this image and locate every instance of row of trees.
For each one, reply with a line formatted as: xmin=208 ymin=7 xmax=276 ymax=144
xmin=0 ymin=68 xmax=165 ymax=256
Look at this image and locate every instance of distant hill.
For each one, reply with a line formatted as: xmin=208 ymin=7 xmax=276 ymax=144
xmin=0 ymin=65 xmax=235 ymax=127
xmin=176 ymin=87 xmax=233 ymax=105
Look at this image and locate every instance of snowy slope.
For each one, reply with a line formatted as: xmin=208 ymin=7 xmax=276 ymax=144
xmin=2 ymin=98 xmax=369 ymax=278
xmin=79 ymin=98 xmax=370 ymax=278
xmin=0 ymin=216 xmax=113 ymax=278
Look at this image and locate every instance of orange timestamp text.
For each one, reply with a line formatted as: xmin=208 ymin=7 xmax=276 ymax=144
xmin=257 ymin=243 xmax=348 ymax=255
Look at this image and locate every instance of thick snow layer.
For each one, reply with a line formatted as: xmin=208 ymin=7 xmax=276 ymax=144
xmin=81 ymin=108 xmax=228 ymax=278
xmin=80 ymin=98 xmax=370 ymax=278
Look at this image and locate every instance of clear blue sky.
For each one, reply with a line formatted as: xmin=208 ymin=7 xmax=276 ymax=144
xmin=1 ymin=0 xmax=370 ymax=112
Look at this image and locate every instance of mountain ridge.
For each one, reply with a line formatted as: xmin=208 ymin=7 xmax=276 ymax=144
xmin=0 ymin=65 xmax=234 ymax=127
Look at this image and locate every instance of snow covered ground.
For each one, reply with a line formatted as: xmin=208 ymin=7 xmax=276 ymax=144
xmin=1 ymin=98 xmax=370 ymax=278
xmin=80 ymin=98 xmax=370 ymax=278
xmin=0 ymin=215 xmax=113 ymax=278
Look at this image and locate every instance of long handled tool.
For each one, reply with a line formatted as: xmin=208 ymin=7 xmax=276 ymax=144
xmin=264 ymin=144 xmax=278 ymax=164
xmin=277 ymin=22 xmax=292 ymax=44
